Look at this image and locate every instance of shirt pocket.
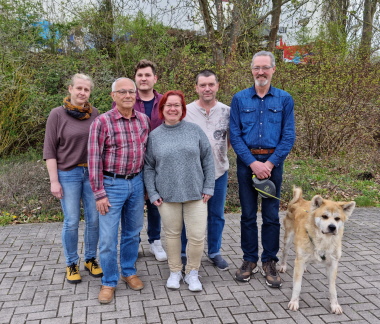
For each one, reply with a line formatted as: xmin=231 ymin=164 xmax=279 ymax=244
xmin=241 ymin=107 xmax=257 ymax=127
xmin=268 ymin=107 xmax=283 ymax=124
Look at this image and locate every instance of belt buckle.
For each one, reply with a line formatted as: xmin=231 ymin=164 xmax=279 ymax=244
xmin=125 ymin=173 xmax=136 ymax=180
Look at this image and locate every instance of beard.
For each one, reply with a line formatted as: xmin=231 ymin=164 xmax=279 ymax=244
xmin=254 ymin=78 xmax=269 ymax=87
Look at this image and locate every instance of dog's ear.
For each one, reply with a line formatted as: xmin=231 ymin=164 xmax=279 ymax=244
xmin=339 ymin=201 xmax=356 ymax=219
xmin=310 ymin=195 xmax=324 ymax=211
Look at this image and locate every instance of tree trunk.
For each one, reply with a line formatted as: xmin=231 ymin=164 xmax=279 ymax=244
xmin=198 ymin=0 xmax=225 ymax=66
xmin=359 ymin=0 xmax=378 ymax=60
xmin=226 ymin=3 xmax=242 ymax=63
xmin=267 ymin=0 xmax=282 ymax=52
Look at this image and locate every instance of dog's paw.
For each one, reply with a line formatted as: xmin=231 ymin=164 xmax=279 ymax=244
xmin=288 ymin=299 xmax=299 ymax=311
xmin=279 ymin=263 xmax=287 ymax=273
xmin=331 ymin=302 xmax=343 ymax=315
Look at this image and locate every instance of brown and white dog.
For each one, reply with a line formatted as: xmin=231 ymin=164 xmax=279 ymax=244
xmin=279 ymin=187 xmax=355 ymax=314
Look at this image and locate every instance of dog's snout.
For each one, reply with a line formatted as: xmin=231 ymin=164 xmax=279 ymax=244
xmin=328 ymin=224 xmax=336 ymax=232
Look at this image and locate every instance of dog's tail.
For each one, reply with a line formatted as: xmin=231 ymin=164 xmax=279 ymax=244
xmin=289 ymin=186 xmax=303 ymax=206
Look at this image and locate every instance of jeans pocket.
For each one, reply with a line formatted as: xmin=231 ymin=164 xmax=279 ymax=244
xmin=103 ymin=175 xmax=114 ymax=187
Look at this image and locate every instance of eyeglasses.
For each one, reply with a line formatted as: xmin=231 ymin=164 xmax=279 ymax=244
xmin=252 ymin=66 xmax=273 ymax=71
xmin=114 ymin=89 xmax=136 ymax=96
xmin=164 ymin=104 xmax=182 ymax=109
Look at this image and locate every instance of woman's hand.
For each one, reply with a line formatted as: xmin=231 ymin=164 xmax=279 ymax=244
xmin=153 ymin=198 xmax=163 ymax=206
xmin=51 ymin=181 xmax=63 ymax=199
xmin=202 ymin=194 xmax=212 ymax=203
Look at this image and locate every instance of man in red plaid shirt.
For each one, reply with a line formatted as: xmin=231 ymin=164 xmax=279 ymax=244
xmin=88 ymin=77 xmax=150 ymax=304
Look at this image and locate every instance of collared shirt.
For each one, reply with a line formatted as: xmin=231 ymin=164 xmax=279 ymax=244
xmin=185 ymin=101 xmax=230 ymax=179
xmin=134 ymin=89 xmax=163 ymax=130
xmin=88 ymin=107 xmax=150 ymax=200
xmin=230 ymin=85 xmax=295 ymax=167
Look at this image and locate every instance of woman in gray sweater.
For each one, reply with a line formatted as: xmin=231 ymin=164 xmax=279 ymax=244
xmin=144 ymin=90 xmax=215 ymax=291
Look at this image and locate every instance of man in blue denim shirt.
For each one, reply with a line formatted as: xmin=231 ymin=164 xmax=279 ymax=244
xmin=230 ymin=51 xmax=295 ymax=288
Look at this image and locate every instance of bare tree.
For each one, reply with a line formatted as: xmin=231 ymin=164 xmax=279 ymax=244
xmin=196 ymin=0 xmax=295 ymax=66
xmin=322 ymin=0 xmax=350 ymax=38
xmin=359 ymin=0 xmax=378 ymax=59
xmin=267 ymin=0 xmax=282 ymax=52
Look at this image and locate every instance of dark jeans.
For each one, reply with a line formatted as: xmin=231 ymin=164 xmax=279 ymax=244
xmin=146 ymin=199 xmax=161 ymax=243
xmin=236 ymin=155 xmax=283 ymax=263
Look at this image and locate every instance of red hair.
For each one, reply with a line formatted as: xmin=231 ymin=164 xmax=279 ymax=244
xmin=158 ymin=90 xmax=187 ymax=120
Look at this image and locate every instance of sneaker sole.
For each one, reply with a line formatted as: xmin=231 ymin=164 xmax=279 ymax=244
xmin=184 ymin=282 xmax=202 ymax=292
xmin=234 ymin=266 xmax=259 ymax=282
xmin=184 ymin=279 xmax=203 ymax=292
xmin=67 ymin=278 xmax=81 ymax=284
xmin=149 ymin=249 xmax=168 ymax=262
xmin=166 ymin=284 xmax=180 ymax=289
xmin=84 ymin=266 xmax=103 ymax=278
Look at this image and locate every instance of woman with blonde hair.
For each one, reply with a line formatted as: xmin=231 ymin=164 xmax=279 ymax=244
xmin=43 ymin=73 xmax=102 ymax=283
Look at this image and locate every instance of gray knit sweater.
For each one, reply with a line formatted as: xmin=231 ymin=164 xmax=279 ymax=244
xmin=144 ymin=120 xmax=215 ymax=203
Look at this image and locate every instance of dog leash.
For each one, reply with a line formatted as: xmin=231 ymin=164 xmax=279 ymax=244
xmin=251 ymin=175 xmax=288 ymax=202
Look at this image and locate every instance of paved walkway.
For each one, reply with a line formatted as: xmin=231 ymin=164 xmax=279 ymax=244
xmin=0 ymin=208 xmax=379 ymax=324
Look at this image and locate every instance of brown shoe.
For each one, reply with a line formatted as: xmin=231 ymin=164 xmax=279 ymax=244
xmin=235 ymin=260 xmax=258 ymax=282
xmin=261 ymin=260 xmax=282 ymax=288
xmin=98 ymin=285 xmax=115 ymax=304
xmin=121 ymin=274 xmax=144 ymax=290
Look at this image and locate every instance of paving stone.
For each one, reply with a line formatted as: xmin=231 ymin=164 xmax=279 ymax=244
xmin=0 ymin=209 xmax=378 ymax=323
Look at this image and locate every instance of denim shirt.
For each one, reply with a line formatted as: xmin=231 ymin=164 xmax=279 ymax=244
xmin=230 ymin=85 xmax=295 ymax=167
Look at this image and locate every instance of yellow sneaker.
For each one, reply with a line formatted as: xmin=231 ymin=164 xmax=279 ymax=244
xmin=66 ymin=264 xmax=81 ymax=284
xmin=84 ymin=258 xmax=103 ymax=278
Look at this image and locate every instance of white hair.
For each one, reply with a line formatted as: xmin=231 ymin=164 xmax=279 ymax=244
xmin=111 ymin=77 xmax=136 ymax=91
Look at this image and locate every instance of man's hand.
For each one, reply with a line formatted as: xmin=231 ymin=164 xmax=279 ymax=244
xmin=96 ymin=197 xmax=112 ymax=215
xmin=249 ymin=161 xmax=274 ymax=179
xmin=51 ymin=181 xmax=63 ymax=199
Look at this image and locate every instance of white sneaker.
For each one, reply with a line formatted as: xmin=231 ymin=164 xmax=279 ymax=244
xmin=184 ymin=270 xmax=202 ymax=292
xmin=166 ymin=271 xmax=182 ymax=289
xmin=149 ymin=240 xmax=167 ymax=261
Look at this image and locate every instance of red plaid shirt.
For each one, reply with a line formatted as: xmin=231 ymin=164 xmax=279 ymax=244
xmin=88 ymin=107 xmax=150 ymax=200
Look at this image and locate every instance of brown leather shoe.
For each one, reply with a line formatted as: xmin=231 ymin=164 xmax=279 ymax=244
xmin=121 ymin=274 xmax=144 ymax=290
xmin=98 ymin=285 xmax=115 ymax=304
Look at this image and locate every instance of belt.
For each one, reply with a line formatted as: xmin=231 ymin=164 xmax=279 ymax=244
xmin=77 ymin=163 xmax=88 ymax=167
xmin=250 ymin=148 xmax=275 ymax=154
xmin=103 ymin=170 xmax=140 ymax=180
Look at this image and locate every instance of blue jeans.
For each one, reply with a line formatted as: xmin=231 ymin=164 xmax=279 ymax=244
xmin=99 ymin=172 xmax=144 ymax=287
xmin=146 ymin=199 xmax=161 ymax=243
xmin=181 ymin=171 xmax=228 ymax=258
xmin=58 ymin=167 xmax=99 ymax=266
xmin=236 ymin=156 xmax=283 ymax=263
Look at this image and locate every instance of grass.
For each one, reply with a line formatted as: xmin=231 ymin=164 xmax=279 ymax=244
xmin=1 ymin=149 xmax=379 ymax=225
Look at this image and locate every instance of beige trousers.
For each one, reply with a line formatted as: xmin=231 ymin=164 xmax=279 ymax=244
xmin=158 ymin=199 xmax=207 ymax=273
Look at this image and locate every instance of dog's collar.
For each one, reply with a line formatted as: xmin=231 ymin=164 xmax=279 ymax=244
xmin=306 ymin=230 xmax=326 ymax=261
